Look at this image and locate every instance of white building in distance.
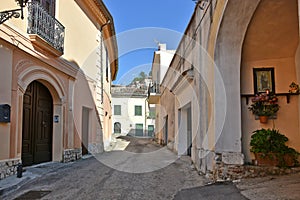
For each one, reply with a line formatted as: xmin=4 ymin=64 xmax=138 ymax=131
xmin=112 ymin=85 xmax=155 ymax=137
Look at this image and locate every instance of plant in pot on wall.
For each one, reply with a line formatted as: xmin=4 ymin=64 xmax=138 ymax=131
xmin=250 ymin=128 xmax=299 ymax=167
xmin=288 ymin=82 xmax=300 ymax=94
xmin=248 ymin=93 xmax=279 ymax=123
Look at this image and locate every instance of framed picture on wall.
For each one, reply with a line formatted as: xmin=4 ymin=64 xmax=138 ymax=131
xmin=253 ymin=68 xmax=275 ymax=94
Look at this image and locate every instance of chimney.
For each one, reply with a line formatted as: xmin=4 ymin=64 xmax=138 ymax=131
xmin=158 ymin=43 xmax=166 ymax=51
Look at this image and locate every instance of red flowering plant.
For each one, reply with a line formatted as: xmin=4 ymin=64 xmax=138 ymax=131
xmin=248 ymin=93 xmax=279 ymax=117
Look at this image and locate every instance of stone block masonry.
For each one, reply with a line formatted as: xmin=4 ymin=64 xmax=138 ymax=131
xmin=212 ymin=163 xmax=300 ymax=181
xmin=0 ymin=159 xmax=21 ymax=180
xmin=63 ymin=148 xmax=82 ymax=163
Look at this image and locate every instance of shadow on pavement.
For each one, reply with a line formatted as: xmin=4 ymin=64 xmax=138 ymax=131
xmin=173 ymin=182 xmax=248 ymax=200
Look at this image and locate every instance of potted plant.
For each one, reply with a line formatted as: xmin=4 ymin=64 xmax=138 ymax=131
xmin=248 ymin=93 xmax=279 ymax=123
xmin=250 ymin=128 xmax=299 ymax=167
xmin=289 ymin=82 xmax=299 ymax=94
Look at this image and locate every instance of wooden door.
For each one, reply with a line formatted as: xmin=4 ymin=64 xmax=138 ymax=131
xmin=22 ymin=81 xmax=53 ymax=166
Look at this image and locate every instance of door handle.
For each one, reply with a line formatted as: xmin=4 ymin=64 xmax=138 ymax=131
xmin=42 ymin=121 xmax=47 ymax=127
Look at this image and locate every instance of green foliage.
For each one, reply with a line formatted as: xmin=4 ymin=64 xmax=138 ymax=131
xmin=250 ymin=128 xmax=299 ymax=167
xmin=250 ymin=129 xmax=287 ymax=154
xmin=130 ymin=71 xmax=148 ymax=84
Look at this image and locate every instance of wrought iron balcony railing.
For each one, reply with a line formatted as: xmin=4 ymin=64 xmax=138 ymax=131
xmin=147 ymin=83 xmax=160 ymax=98
xmin=27 ymin=2 xmax=64 ymax=54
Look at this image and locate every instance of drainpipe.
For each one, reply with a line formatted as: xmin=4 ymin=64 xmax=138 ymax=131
xmin=145 ymin=97 xmax=147 ymax=137
xmin=99 ymin=20 xmax=111 ymax=104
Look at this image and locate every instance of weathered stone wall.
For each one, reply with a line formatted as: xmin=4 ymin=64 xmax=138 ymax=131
xmin=63 ymin=148 xmax=82 ymax=163
xmin=88 ymin=143 xmax=104 ymax=154
xmin=0 ymin=159 xmax=21 ymax=180
xmin=210 ymin=163 xmax=300 ymax=181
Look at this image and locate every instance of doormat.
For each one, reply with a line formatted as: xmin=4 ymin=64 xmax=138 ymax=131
xmin=14 ymin=190 xmax=51 ymax=200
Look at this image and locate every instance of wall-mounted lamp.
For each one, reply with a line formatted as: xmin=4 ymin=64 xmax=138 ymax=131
xmin=0 ymin=0 xmax=29 ymax=25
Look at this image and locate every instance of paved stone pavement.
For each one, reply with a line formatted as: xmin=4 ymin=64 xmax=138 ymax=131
xmin=1 ymin=136 xmax=209 ymax=200
xmin=236 ymin=172 xmax=300 ymax=200
xmin=1 ymin=135 xmax=300 ymax=200
xmin=174 ymin=182 xmax=248 ymax=200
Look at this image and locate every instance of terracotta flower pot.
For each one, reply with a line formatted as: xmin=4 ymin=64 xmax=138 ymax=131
xmin=255 ymin=153 xmax=279 ymax=166
xmin=259 ymin=116 xmax=268 ymax=123
xmin=290 ymin=89 xmax=299 ymax=94
xmin=254 ymin=153 xmax=295 ymax=167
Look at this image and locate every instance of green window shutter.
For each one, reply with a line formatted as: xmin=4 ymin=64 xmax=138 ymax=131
xmin=114 ymin=105 xmax=121 ymax=115
xmin=135 ymin=105 xmax=142 ymax=116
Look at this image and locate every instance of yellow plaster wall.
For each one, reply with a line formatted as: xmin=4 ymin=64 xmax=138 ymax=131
xmin=241 ymin=0 xmax=300 ymax=162
xmin=241 ymin=58 xmax=300 ymax=161
xmin=58 ymin=1 xmax=99 ymax=71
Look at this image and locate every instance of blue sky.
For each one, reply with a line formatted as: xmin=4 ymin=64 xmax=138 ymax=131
xmin=103 ymin=0 xmax=196 ymax=85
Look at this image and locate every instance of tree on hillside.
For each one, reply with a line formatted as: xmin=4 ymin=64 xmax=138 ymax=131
xmin=130 ymin=71 xmax=148 ymax=84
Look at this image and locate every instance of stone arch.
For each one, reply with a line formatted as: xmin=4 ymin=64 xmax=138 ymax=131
xmin=212 ymin=0 xmax=261 ymax=153
xmin=17 ymin=66 xmax=66 ymax=104
xmin=213 ymin=0 xmax=300 ymax=161
xmin=240 ymin=0 xmax=300 ymax=162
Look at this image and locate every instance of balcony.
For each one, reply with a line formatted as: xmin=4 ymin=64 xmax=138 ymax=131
xmin=27 ymin=2 xmax=65 ymax=56
xmin=147 ymin=83 xmax=160 ymax=104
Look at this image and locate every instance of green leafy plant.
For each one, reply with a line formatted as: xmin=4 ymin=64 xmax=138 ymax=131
xmin=248 ymin=93 xmax=279 ymax=116
xmin=250 ymin=128 xmax=299 ymax=167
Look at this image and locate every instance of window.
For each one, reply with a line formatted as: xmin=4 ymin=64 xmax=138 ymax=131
xmin=135 ymin=105 xmax=142 ymax=116
xmin=114 ymin=105 xmax=121 ymax=115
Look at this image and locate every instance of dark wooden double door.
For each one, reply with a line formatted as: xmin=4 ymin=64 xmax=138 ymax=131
xmin=22 ymin=81 xmax=53 ymax=166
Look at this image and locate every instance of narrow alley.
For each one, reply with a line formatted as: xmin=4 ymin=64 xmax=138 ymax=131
xmin=2 ymin=136 xmax=207 ymax=200
xmin=2 ymin=136 xmax=300 ymax=200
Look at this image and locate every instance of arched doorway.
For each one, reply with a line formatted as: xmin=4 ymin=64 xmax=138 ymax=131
xmin=22 ymin=81 xmax=53 ymax=166
xmin=114 ymin=122 xmax=121 ymax=133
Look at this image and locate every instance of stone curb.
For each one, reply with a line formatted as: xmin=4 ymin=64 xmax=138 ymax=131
xmin=0 ymin=176 xmax=32 ymax=198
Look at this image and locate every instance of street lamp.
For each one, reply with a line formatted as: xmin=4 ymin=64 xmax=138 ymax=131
xmin=0 ymin=0 xmax=29 ymax=25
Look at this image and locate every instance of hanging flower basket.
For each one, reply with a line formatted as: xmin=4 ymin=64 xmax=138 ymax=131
xmin=248 ymin=93 xmax=279 ymax=123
